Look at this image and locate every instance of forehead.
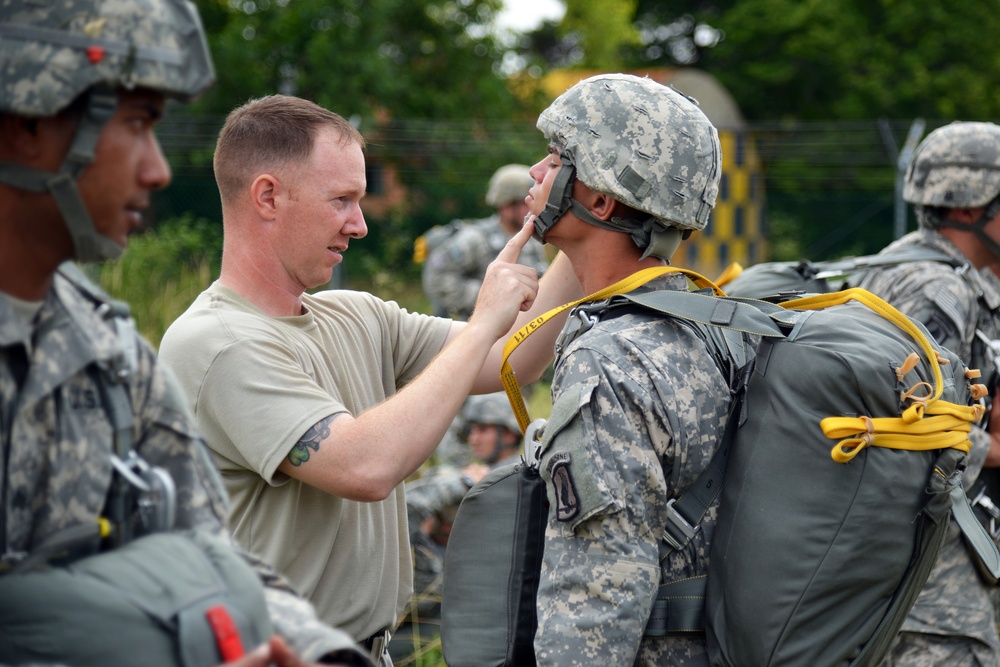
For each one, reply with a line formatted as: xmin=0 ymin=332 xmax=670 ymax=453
xmin=306 ymin=130 xmax=365 ymax=182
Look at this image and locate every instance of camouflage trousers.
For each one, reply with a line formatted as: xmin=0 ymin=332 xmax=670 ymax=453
xmin=883 ymin=632 xmax=999 ymax=667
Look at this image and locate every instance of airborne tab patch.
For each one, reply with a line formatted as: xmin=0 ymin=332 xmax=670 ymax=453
xmin=546 ymin=451 xmax=579 ymax=521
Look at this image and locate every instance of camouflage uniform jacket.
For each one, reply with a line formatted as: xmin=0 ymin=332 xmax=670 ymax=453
xmin=421 ymin=215 xmax=548 ymax=319
xmin=0 ymin=270 xmax=368 ymax=666
xmin=857 ymin=229 xmax=1000 ymax=652
xmin=534 ymin=274 xmax=733 ymax=667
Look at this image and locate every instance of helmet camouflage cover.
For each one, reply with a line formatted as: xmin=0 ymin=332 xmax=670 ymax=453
xmin=0 ymin=0 xmax=214 ymax=263
xmin=485 ymin=164 xmax=532 ymax=208
xmin=536 ymin=73 xmax=721 ymax=232
xmin=463 ymin=392 xmax=521 ymax=435
xmin=0 ymin=0 xmax=215 ymax=117
xmin=904 ymin=121 xmax=1000 ymax=209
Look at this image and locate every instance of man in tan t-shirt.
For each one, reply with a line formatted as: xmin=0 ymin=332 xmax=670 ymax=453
xmin=159 ymin=94 xmax=582 ymax=666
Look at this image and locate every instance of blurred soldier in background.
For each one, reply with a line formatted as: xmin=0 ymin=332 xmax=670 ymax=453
xmin=0 ymin=1 xmax=367 ymax=665
xmin=422 ymin=164 xmax=549 ymax=320
xmin=856 ymin=121 xmax=1000 ymax=667
xmin=389 ymin=392 xmax=523 ymax=662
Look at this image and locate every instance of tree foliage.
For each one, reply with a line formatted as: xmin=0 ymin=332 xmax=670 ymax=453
xmin=605 ymin=0 xmax=1000 ymax=122
xmin=175 ymin=0 xmax=548 ymax=278
xmin=162 ymin=0 xmax=1000 ymax=278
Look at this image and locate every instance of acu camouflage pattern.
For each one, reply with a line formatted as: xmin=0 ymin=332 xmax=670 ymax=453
xmin=857 ymin=229 xmax=1000 ymax=666
xmin=0 ymin=0 xmax=214 ymax=117
xmin=462 ymin=391 xmax=521 ymax=435
xmin=485 ymin=164 xmax=533 ymax=208
xmin=534 ymin=274 xmax=731 ymax=666
xmin=402 ymin=466 xmax=469 ymax=627
xmin=904 ymin=122 xmax=1000 ymax=209
xmin=0 ymin=273 xmax=367 ymax=665
xmin=537 ymin=73 xmax=720 ymax=232
xmin=422 ymin=214 xmax=548 ymax=319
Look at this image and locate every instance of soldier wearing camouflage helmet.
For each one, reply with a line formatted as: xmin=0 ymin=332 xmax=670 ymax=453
xmin=855 ymin=121 xmax=1000 ymax=667
xmin=0 ymin=1 xmax=368 ymax=665
xmin=523 ymin=73 xmax=729 ymax=665
xmin=422 ymin=163 xmax=549 ymax=319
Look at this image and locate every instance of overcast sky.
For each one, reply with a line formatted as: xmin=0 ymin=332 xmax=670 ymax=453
xmin=495 ymin=0 xmax=565 ymax=33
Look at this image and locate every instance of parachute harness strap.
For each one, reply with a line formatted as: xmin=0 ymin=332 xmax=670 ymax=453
xmin=500 ymin=266 xmax=725 ymax=433
xmin=783 ymin=288 xmax=986 ymax=463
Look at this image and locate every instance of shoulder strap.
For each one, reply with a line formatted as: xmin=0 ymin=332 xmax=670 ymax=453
xmin=501 ymin=266 xmax=727 ymax=433
xmin=614 ymin=290 xmax=783 ymax=558
xmin=53 ymin=265 xmax=174 ymax=550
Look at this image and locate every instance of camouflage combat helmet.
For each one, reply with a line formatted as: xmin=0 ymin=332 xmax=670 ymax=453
xmin=485 ymin=164 xmax=532 ymax=208
xmin=904 ymin=121 xmax=1000 ymax=262
xmin=464 ymin=393 xmax=521 ymax=435
xmin=534 ymin=73 xmax=721 ymax=261
xmin=0 ymin=0 xmax=215 ymax=262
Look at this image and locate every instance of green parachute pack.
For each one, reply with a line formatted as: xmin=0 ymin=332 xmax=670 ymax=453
xmin=718 ymin=244 xmax=961 ymax=300
xmin=0 ymin=265 xmax=273 ymax=666
xmin=441 ymin=266 xmax=1000 ymax=667
xmin=413 ymin=219 xmax=470 ymax=264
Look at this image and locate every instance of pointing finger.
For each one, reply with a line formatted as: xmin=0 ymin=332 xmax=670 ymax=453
xmin=496 ymin=217 xmax=535 ymax=264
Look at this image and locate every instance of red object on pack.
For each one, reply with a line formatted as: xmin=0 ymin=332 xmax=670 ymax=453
xmin=205 ymin=605 xmax=246 ymax=661
xmin=85 ymin=45 xmax=105 ymax=64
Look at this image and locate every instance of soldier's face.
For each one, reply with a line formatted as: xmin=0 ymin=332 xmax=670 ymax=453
xmin=75 ymin=89 xmax=172 ymax=249
xmin=272 ymin=128 xmax=368 ymax=291
xmin=526 ymin=146 xmax=564 ymax=218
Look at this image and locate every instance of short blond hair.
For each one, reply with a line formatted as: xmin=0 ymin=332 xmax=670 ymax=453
xmin=214 ymin=94 xmax=365 ymax=204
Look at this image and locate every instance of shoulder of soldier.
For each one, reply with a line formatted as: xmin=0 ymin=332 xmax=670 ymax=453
xmin=447 ymin=217 xmax=496 ymax=245
xmin=427 ymin=220 xmax=493 ymax=268
xmin=56 ymin=261 xmax=128 ymax=315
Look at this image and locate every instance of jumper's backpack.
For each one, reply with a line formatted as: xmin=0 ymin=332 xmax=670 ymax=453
xmin=440 ymin=266 xmax=1000 ymax=667
xmin=440 ymin=420 xmax=548 ymax=667
xmin=719 ymin=244 xmax=961 ymax=299
xmin=723 ymin=245 xmax=1000 ymax=563
xmin=0 ymin=264 xmax=273 ymax=666
xmin=413 ymin=219 xmax=469 ymax=264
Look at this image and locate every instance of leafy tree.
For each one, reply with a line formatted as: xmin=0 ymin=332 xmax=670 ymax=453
xmin=585 ymin=0 xmax=1000 ymax=123
xmin=560 ymin=0 xmax=640 ymax=69
xmin=170 ymin=0 xmax=547 ymax=281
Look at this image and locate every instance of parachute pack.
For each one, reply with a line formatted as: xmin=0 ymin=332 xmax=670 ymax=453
xmin=412 ymin=219 xmax=469 ymax=264
xmin=440 ymin=266 xmax=1000 ymax=667
xmin=440 ymin=426 xmax=547 ymax=667
xmin=718 ymin=244 xmax=961 ymax=299
xmin=0 ymin=265 xmax=273 ymax=666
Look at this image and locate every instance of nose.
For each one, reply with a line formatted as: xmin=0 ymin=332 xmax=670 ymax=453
xmin=141 ymin=133 xmax=172 ymax=190
xmin=528 ymin=158 xmax=546 ymax=183
xmin=345 ymin=204 xmax=367 ymax=239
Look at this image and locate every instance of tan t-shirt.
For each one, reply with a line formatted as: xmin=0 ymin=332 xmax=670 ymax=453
xmin=159 ymin=282 xmax=452 ymax=640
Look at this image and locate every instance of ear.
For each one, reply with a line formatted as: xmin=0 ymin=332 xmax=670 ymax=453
xmin=250 ymin=173 xmax=281 ymax=221
xmin=950 ymin=208 xmax=984 ymax=225
xmin=588 ymin=192 xmax=618 ymax=222
xmin=0 ymin=114 xmax=44 ymax=160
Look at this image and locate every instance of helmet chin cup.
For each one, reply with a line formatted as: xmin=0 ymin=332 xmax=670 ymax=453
xmin=532 ymin=162 xmax=576 ymax=244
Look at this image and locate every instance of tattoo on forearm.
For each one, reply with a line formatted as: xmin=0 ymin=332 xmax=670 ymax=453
xmin=287 ymin=414 xmax=336 ymax=466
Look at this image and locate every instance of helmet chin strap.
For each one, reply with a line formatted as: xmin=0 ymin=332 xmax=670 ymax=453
xmin=530 ymin=156 xmax=577 ymax=244
xmin=0 ymin=86 xmax=122 ymax=263
xmin=932 ymin=197 xmax=1000 ymax=265
xmin=530 ymin=150 xmax=683 ymax=261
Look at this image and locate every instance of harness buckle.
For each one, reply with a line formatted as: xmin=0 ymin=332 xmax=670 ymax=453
xmin=662 ymin=498 xmax=696 ymax=551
